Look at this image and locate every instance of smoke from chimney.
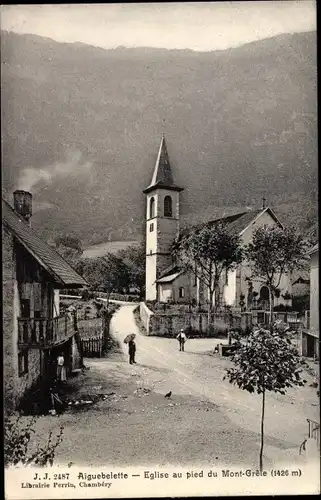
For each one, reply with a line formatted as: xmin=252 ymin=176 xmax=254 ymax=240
xmin=13 ymin=190 xmax=32 ymax=224
xmin=15 ymin=150 xmax=93 ymax=194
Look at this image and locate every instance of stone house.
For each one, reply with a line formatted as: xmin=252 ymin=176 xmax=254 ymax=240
xmin=3 ymin=191 xmax=87 ymax=412
xmin=291 ymin=270 xmax=310 ymax=297
xmin=301 ymin=243 xmax=319 ymax=358
xmin=144 ymin=136 xmax=293 ymax=317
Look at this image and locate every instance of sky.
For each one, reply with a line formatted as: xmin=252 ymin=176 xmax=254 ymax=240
xmin=0 ymin=2 xmax=316 ymax=52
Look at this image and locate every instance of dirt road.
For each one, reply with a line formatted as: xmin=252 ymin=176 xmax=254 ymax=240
xmin=110 ymin=305 xmax=319 ymax=464
xmin=29 ymin=304 xmax=319 ymax=469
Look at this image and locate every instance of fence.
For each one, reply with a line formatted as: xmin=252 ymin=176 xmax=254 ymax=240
xmin=307 ymin=418 xmax=320 ymax=447
xmin=80 ymin=336 xmax=103 ymax=357
xmin=77 ymin=316 xmax=102 ymax=335
xmin=77 ymin=311 xmax=113 ymax=358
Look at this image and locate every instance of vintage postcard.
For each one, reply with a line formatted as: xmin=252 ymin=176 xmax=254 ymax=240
xmin=2 ymin=2 xmax=319 ymax=498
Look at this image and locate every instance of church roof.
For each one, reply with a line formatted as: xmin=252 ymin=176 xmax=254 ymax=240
xmin=2 ymin=198 xmax=87 ymax=288
xmin=157 ymin=207 xmax=283 ymax=282
xmin=143 ymin=136 xmax=184 ymax=194
xmin=180 ymin=207 xmax=282 ymax=239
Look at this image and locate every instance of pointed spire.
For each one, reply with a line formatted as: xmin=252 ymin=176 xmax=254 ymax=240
xmin=143 ymin=136 xmax=183 ymax=194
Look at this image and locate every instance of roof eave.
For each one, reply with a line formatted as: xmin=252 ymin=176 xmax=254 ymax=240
xmin=5 ymin=221 xmax=87 ymax=288
xmin=238 ymin=207 xmax=283 ymax=236
xmin=56 ymin=281 xmax=87 ymax=289
xmin=143 ymin=184 xmax=184 ymax=194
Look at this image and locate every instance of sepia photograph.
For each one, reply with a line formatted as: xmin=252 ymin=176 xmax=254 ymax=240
xmin=1 ymin=2 xmax=319 ymax=498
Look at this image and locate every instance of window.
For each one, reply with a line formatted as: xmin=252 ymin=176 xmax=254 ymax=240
xmin=179 ymin=287 xmax=185 ymax=298
xmin=149 ymin=197 xmax=155 ymax=218
xmin=225 ymin=269 xmax=229 ymax=285
xmin=18 ymin=349 xmax=28 ymax=377
xmin=150 ymin=223 xmax=154 ymax=232
xmin=164 ymin=195 xmax=173 ymax=217
xmin=21 ymin=299 xmax=30 ymax=318
xmin=149 ymin=249 xmax=153 ymax=255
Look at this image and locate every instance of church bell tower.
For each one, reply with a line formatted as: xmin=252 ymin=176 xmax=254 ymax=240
xmin=143 ymin=136 xmax=183 ymax=301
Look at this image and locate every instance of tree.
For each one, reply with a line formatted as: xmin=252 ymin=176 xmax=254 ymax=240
xmin=53 ymin=233 xmax=83 ymax=267
xmin=173 ymin=223 xmax=243 ymax=327
xmin=245 ymin=225 xmax=309 ymax=331
xmin=54 ymin=234 xmax=83 ymax=253
xmin=75 ymin=257 xmax=107 ymax=290
xmin=75 ymin=253 xmax=130 ymax=306
xmin=224 ymin=328 xmax=306 ymax=472
xmin=101 ymin=253 xmax=130 ymax=300
xmin=117 ymin=242 xmax=145 ymax=297
xmin=4 ymin=416 xmax=64 ymax=467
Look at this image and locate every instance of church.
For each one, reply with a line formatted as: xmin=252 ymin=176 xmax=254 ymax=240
xmin=143 ymin=136 xmax=293 ymax=313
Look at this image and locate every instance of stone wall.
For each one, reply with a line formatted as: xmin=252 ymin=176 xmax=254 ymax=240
xmin=71 ymin=334 xmax=82 ymax=370
xmin=3 ymin=228 xmax=17 ymax=413
xmin=15 ymin=349 xmax=42 ymax=404
xmin=3 ymin=227 xmax=42 ymax=412
xmin=139 ymin=302 xmax=252 ymax=337
xmin=310 ymin=250 xmax=319 ymax=334
xmin=139 ymin=301 xmax=154 ymax=334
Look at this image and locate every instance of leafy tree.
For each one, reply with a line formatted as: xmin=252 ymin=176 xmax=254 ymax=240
xmin=4 ymin=416 xmax=64 ymax=467
xmin=101 ymin=253 xmax=130 ymax=300
xmin=75 ymin=253 xmax=130 ymax=306
xmin=52 ymin=233 xmax=83 ymax=267
xmin=224 ymin=328 xmax=306 ymax=472
xmin=74 ymin=257 xmax=107 ymax=290
xmin=173 ymin=223 xmax=243 ymax=327
xmin=245 ymin=226 xmax=309 ymax=330
xmin=54 ymin=234 xmax=82 ymax=252
xmin=117 ymin=242 xmax=145 ymax=297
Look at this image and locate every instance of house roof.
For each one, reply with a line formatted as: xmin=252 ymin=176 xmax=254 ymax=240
xmin=157 ymin=271 xmax=184 ymax=284
xmin=157 ymin=263 xmax=180 ymax=281
xmin=143 ymin=136 xmax=183 ymax=194
xmin=292 ymin=276 xmax=310 ymax=286
xmin=2 ymin=199 xmax=87 ymax=288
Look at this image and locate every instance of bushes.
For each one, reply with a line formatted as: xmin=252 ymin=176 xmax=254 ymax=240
xmin=109 ymin=292 xmax=140 ymax=302
xmin=4 ymin=416 xmax=63 ymax=467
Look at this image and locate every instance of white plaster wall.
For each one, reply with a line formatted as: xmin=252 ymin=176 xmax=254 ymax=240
xmin=145 ymin=254 xmax=157 ymax=301
xmin=145 ymin=188 xmax=181 ymax=301
xmin=224 ymin=269 xmax=237 ymax=306
xmin=146 ymin=190 xmax=180 ymax=220
xmin=237 ymin=211 xmax=292 ymax=307
xmin=310 ymin=251 xmax=319 ymax=333
xmin=159 ymin=284 xmax=173 ymax=302
xmin=53 ymin=289 xmax=60 ymax=318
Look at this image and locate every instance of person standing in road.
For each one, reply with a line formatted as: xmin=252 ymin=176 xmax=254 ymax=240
xmin=128 ymin=338 xmax=136 ymax=364
xmin=176 ymin=329 xmax=187 ymax=351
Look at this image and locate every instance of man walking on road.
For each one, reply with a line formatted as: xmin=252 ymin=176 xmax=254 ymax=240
xmin=176 ymin=329 xmax=187 ymax=351
xmin=128 ymin=338 xmax=136 ymax=364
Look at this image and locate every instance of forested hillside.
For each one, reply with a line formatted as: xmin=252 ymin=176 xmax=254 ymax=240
xmin=1 ymin=30 xmax=317 ymax=245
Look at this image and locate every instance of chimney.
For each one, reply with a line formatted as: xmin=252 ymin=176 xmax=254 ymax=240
xmin=13 ymin=190 xmax=32 ymax=224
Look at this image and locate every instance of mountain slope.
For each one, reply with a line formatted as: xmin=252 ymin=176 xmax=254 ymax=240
xmin=1 ymin=30 xmax=317 ymax=244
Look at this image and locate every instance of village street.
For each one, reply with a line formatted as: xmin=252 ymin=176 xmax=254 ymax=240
xmin=30 ymin=304 xmax=319 ymax=469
